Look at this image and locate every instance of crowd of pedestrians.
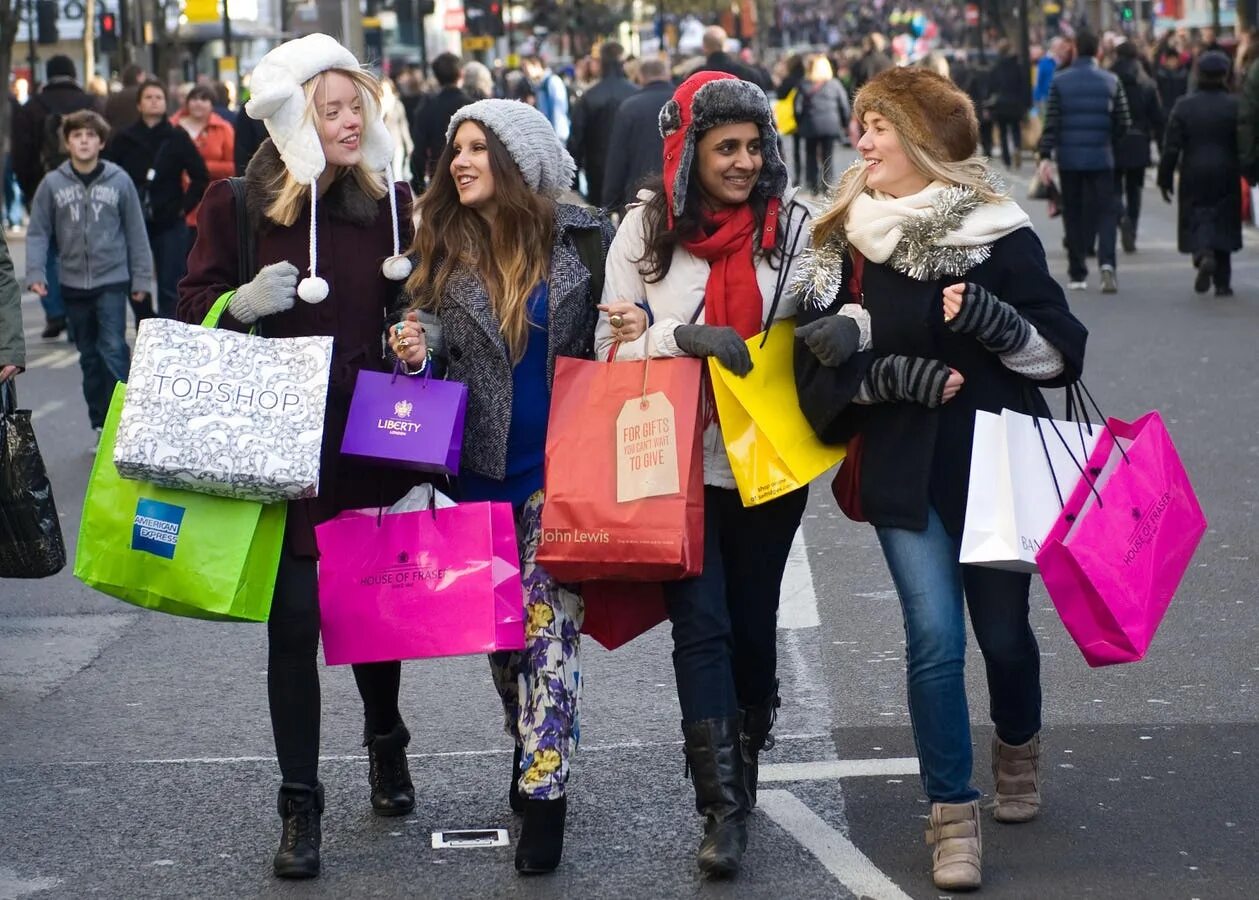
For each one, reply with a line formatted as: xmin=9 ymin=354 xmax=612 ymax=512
xmin=0 ymin=10 xmax=1253 ymax=894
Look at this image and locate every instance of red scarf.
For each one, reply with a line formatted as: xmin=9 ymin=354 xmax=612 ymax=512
xmin=682 ymin=205 xmax=763 ymax=339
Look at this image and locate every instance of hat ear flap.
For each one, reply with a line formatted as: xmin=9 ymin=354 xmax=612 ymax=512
xmin=361 ymin=119 xmax=395 ymax=172
xmin=659 ymin=99 xmax=682 ymax=138
xmin=244 ymin=77 xmax=293 ymax=119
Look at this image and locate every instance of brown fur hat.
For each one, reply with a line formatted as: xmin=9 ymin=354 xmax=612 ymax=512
xmin=853 ymin=66 xmax=979 ymax=162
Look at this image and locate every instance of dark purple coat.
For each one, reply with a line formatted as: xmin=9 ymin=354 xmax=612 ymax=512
xmin=178 ymin=140 xmax=416 ymax=557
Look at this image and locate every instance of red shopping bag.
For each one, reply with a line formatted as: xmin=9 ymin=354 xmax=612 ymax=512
xmin=315 ymin=502 xmax=524 ymax=665
xmin=582 ymin=581 xmax=670 ymax=650
xmin=1035 ymin=411 xmax=1206 ymax=667
xmin=538 ymin=355 xmax=704 ymax=582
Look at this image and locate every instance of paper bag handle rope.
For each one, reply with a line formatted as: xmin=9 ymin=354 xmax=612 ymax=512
xmin=605 ymin=316 xmax=656 ymax=410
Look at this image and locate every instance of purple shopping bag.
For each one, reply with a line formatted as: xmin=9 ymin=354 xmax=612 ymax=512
xmin=1036 ymin=411 xmax=1206 ymax=667
xmin=340 ymin=366 xmax=467 ymax=475
xmin=315 ymin=501 xmax=524 ymax=665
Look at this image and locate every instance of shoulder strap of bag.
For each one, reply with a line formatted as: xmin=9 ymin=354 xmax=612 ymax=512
xmin=572 ymin=225 xmax=605 ymax=307
xmin=848 ymin=247 xmax=864 ymax=304
xmin=227 ymin=176 xmax=256 ymax=286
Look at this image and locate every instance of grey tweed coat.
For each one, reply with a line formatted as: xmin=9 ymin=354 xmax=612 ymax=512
xmin=420 ymin=202 xmax=615 ymax=480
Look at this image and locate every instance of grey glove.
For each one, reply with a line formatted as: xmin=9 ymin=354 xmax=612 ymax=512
xmin=674 ymin=324 xmax=753 ymax=376
xmin=947 ymin=283 xmax=1030 ymax=355
xmin=796 ymin=315 xmax=860 ymax=367
xmin=864 ymin=355 xmax=951 ymax=408
xmin=227 ymin=261 xmax=299 ymax=324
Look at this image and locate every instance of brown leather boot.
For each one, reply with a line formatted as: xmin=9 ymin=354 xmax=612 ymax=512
xmin=991 ymin=733 xmax=1041 ymax=823
xmin=925 ymin=800 xmax=981 ymax=891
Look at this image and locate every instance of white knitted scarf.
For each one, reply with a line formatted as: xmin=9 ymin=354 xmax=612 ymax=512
xmin=845 ymin=181 xmax=1030 ymax=265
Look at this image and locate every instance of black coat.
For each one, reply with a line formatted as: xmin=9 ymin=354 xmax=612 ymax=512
xmin=12 ymin=81 xmax=102 ymax=198
xmin=1112 ymin=58 xmax=1164 ymax=169
xmin=410 ymin=86 xmax=473 ymax=184
xmin=989 ymin=53 xmax=1029 ymax=120
xmin=1158 ymin=86 xmax=1243 ymax=254
xmin=601 ymin=79 xmax=673 ymax=210
xmin=696 ymin=52 xmax=770 ymax=91
xmin=569 ymin=70 xmax=638 ymax=206
xmin=794 ymin=227 xmax=1088 ymax=535
xmin=105 ymin=118 xmax=210 ymax=230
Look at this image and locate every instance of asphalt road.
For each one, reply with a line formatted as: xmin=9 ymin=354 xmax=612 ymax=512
xmin=1 ymin=156 xmax=1256 ymax=900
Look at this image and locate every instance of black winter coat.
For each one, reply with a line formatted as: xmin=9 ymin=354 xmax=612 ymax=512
xmin=569 ymin=70 xmax=638 ymax=206
xmin=794 ymin=227 xmax=1087 ymax=535
xmin=989 ymin=53 xmax=1029 ymax=120
xmin=1158 ymin=86 xmax=1243 ymax=254
xmin=1112 ymin=58 xmax=1164 ymax=169
xmin=410 ymin=86 xmax=473 ymax=184
xmin=12 ymin=81 xmax=102 ymax=198
xmin=105 ymin=118 xmax=210 ymax=230
xmin=601 ymin=80 xmax=673 ymax=210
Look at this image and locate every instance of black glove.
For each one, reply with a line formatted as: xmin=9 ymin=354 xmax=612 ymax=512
xmin=1160 ymin=186 xmax=1173 ymax=204
xmin=674 ymin=324 xmax=753 ymax=376
xmin=864 ymin=355 xmax=951 ymax=408
xmin=795 ymin=315 xmax=860 ymax=367
xmin=946 ymin=283 xmax=1031 ymax=354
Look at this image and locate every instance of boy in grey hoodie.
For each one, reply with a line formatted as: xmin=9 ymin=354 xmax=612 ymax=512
xmin=25 ymin=109 xmax=154 ymax=443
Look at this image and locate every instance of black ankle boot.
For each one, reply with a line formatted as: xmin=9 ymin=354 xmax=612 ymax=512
xmin=515 ymin=795 xmax=567 ymax=874
xmin=683 ymin=717 xmax=750 ymax=879
xmin=273 ymin=782 xmax=323 ymax=879
xmin=740 ymin=683 xmax=781 ymax=807
xmin=40 ymin=316 xmax=66 ymax=339
xmin=365 ymin=722 xmax=415 ymax=816
xmin=509 ymin=744 xmax=524 ymax=814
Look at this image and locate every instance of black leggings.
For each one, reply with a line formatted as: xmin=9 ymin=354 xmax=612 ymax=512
xmin=268 ymin=538 xmax=402 ymax=786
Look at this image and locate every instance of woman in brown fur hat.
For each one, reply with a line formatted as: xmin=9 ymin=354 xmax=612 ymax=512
xmin=794 ymin=66 xmax=1088 ymax=892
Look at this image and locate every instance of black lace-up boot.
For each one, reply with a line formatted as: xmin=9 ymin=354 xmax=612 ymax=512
xmin=364 ymin=722 xmax=415 ymax=816
xmin=273 ymin=782 xmax=323 ymax=879
xmin=740 ymin=684 xmax=781 ymax=807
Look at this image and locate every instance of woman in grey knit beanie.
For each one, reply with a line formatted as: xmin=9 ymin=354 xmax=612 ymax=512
xmin=390 ymin=99 xmax=615 ymax=875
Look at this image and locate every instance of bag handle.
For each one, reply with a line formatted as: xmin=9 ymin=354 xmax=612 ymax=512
xmin=759 ymin=200 xmax=809 ymax=349
xmin=0 ymin=380 xmax=16 ymax=416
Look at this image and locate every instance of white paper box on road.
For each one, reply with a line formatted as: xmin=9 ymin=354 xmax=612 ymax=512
xmin=113 ymin=317 xmax=333 ymax=503
xmin=960 ymin=408 xmax=1102 ymax=573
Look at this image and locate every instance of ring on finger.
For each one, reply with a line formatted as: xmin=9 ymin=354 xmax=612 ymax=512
xmin=399 ymin=338 xmax=409 ymax=351
xmin=609 ymin=313 xmax=625 ymax=328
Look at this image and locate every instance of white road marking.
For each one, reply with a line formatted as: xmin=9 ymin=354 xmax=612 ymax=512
xmin=23 ymin=349 xmax=77 ymax=370
xmin=0 ymin=866 xmax=61 ymax=900
xmin=48 ymin=351 xmax=81 ymax=370
xmin=759 ymin=790 xmax=913 ymax=900
xmin=778 ymin=530 xmax=820 ymax=629
xmin=29 ymin=399 xmax=66 ymax=420
xmin=761 ymin=757 xmax=919 ymax=782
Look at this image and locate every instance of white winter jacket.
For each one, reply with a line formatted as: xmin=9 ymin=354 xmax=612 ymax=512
xmin=596 ymin=189 xmax=813 ymax=489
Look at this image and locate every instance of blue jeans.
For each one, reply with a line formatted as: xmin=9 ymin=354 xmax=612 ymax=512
xmin=148 ymin=221 xmax=190 ymax=319
xmin=64 ymin=290 xmax=131 ymax=429
xmin=876 ymin=506 xmax=1041 ymax=803
xmin=663 ymin=485 xmax=807 ymax=722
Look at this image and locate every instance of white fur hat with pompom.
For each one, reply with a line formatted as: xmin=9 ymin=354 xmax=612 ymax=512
xmin=245 ymin=33 xmax=411 ymax=301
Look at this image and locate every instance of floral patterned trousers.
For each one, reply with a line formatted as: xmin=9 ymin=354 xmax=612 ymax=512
xmin=489 ymin=491 xmax=584 ymax=801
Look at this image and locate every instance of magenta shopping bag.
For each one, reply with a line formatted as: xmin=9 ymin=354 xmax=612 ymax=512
xmin=315 ymin=502 xmax=523 ymax=665
xmin=340 ymin=366 xmax=468 ymax=475
xmin=1036 ymin=411 xmax=1206 ymax=667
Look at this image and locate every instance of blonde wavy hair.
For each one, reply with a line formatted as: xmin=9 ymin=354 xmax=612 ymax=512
xmin=264 ymin=68 xmax=388 ymax=227
xmin=811 ymin=119 xmax=1006 ymax=248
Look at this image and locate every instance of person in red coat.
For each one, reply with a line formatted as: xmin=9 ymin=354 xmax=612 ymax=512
xmin=177 ymin=34 xmax=416 ymax=881
xmin=172 ymin=83 xmax=236 ymax=237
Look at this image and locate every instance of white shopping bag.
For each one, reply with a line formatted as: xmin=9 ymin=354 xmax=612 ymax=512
xmin=113 ymin=317 xmax=333 ymax=503
xmin=960 ymin=409 xmax=1102 ymax=573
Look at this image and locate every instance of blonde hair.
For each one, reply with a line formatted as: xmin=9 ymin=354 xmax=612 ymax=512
xmin=812 ymin=118 xmax=1005 ymax=248
xmin=808 ymin=55 xmax=835 ymax=82
xmin=265 ymin=68 xmax=388 ymax=227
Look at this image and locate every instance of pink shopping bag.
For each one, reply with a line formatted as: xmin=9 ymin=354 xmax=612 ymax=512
xmin=315 ymin=502 xmax=524 ymax=665
xmin=1036 ymin=411 xmax=1206 ymax=667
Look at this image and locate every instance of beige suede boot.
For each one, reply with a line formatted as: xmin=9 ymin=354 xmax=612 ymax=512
xmin=925 ymin=800 xmax=982 ymax=891
xmin=991 ymin=733 xmax=1041 ymax=823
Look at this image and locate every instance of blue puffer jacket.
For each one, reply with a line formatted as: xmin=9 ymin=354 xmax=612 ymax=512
xmin=1038 ymin=58 xmax=1131 ymax=172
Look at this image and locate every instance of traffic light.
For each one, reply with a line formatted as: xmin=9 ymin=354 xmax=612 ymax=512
xmin=465 ymin=0 xmax=504 ymax=37
xmin=36 ymin=0 xmax=58 ymax=45
xmin=99 ymin=11 xmax=119 ymax=54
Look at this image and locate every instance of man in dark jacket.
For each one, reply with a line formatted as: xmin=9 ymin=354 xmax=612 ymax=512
xmin=1155 ymin=47 xmax=1189 ymax=123
xmin=989 ymin=42 xmax=1030 ymax=169
xmin=104 ymin=64 xmax=146 ymax=134
xmin=695 ymin=26 xmax=769 ymax=90
xmin=1158 ymin=51 xmax=1242 ymax=297
xmin=1111 ymin=42 xmax=1164 ymax=253
xmin=105 ymin=80 xmax=210 ymax=321
xmin=409 ymin=53 xmax=472 ymax=191
xmin=1038 ymin=30 xmax=1131 ymax=294
xmin=569 ymin=42 xmax=638 ymax=207
xmin=12 ymin=55 xmax=101 ymax=338
xmin=601 ymin=57 xmax=673 ymax=211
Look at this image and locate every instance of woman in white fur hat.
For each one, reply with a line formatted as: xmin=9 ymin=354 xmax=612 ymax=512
xmin=391 ymin=98 xmax=613 ymax=875
xmin=179 ymin=34 xmax=417 ymax=880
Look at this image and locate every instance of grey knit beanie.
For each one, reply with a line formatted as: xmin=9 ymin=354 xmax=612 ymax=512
xmin=446 ymin=99 xmax=576 ymax=199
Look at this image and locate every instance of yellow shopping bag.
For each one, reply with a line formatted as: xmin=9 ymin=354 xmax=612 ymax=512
xmin=709 ymin=319 xmax=847 ymax=507
xmin=774 ymin=88 xmax=797 ymax=136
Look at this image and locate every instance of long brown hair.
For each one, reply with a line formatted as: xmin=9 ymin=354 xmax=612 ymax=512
xmin=406 ymin=122 xmax=555 ymax=363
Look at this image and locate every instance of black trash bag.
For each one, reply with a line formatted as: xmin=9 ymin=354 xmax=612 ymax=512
xmin=0 ymin=382 xmax=66 ymax=578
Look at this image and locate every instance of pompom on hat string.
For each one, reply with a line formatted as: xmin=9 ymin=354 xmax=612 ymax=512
xmin=244 ymin=33 xmax=412 ymax=302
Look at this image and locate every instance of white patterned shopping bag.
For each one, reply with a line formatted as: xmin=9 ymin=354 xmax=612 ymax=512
xmin=113 ymin=315 xmax=333 ymax=503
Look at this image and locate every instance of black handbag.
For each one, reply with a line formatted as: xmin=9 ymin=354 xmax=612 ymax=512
xmin=0 ymin=381 xmax=67 ymax=577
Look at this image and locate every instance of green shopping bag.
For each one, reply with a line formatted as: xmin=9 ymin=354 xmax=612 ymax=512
xmin=74 ymin=384 xmax=285 ymax=621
